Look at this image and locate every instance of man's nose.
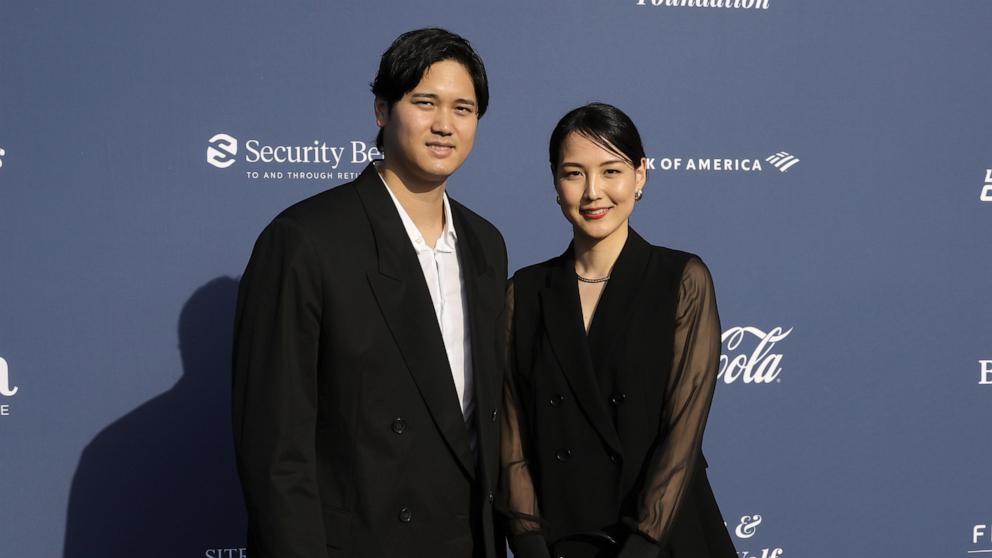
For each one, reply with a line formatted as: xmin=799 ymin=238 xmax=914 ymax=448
xmin=431 ymin=109 xmax=453 ymax=135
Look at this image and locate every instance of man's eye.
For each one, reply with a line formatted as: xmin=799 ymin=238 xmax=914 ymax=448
xmin=455 ymin=106 xmax=473 ymax=114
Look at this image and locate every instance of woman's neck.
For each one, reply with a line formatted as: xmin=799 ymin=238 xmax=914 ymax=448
xmin=573 ymin=223 xmax=628 ymax=279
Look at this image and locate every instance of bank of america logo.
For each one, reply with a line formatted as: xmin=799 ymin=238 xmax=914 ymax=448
xmin=765 ymin=152 xmax=800 ymax=172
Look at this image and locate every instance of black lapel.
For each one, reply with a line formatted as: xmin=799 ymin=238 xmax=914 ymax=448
xmin=450 ymin=199 xmax=503 ymax=485
xmin=586 ymin=228 xmax=654 ymax=374
xmin=539 ymin=246 xmax=624 ymax=455
xmin=354 ymin=164 xmax=475 ymax=478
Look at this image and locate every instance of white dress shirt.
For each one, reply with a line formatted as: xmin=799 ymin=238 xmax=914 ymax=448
xmin=380 ymin=174 xmax=476 ymax=428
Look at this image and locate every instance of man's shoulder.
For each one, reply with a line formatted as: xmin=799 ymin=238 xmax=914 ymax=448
xmin=448 ymin=196 xmax=505 ymax=250
xmin=273 ymin=180 xmax=361 ymax=231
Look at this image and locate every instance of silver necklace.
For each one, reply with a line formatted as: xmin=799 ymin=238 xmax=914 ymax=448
xmin=576 ymin=273 xmax=610 ymax=284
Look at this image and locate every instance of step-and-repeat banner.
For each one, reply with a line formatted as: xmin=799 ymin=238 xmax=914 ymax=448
xmin=2 ymin=1 xmax=990 ymax=557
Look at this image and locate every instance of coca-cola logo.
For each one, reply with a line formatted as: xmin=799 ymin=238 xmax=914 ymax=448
xmin=720 ymin=326 xmax=792 ymax=384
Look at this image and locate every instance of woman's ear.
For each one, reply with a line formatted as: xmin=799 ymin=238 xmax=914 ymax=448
xmin=635 ymin=157 xmax=647 ymax=189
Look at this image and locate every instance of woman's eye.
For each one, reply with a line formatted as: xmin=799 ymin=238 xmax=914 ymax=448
xmin=605 ymin=168 xmax=621 ymax=175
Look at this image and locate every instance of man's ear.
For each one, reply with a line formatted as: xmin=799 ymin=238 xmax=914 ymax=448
xmin=374 ymin=97 xmax=389 ymax=128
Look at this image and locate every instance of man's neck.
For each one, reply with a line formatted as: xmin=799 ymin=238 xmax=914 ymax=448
xmin=377 ymin=162 xmax=447 ymax=248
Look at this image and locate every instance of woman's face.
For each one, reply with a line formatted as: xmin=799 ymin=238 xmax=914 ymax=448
xmin=554 ymin=132 xmax=646 ymax=244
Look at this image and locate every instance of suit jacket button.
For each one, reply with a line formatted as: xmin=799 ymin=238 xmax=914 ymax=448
xmin=609 ymin=392 xmax=627 ymax=406
xmin=398 ymin=507 xmax=413 ymax=523
xmin=609 ymin=452 xmax=621 ymax=464
xmin=549 ymin=393 xmax=565 ymax=407
xmin=554 ymin=448 xmax=572 ymax=463
xmin=488 ymin=490 xmax=494 ymax=503
xmin=491 ymin=408 xmax=498 ymax=422
xmin=391 ymin=418 xmax=407 ymax=434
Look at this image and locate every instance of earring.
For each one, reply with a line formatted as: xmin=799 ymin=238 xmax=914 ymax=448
xmin=634 ymin=190 xmax=643 ymax=201
xmin=556 ymin=194 xmax=561 ymax=204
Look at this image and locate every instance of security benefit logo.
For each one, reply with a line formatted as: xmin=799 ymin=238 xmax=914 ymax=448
xmin=732 ymin=514 xmax=784 ymax=558
xmin=206 ymin=132 xmax=382 ymax=182
xmin=720 ymin=326 xmax=792 ymax=384
xmin=0 ymin=145 xmax=6 ymax=169
xmin=980 ymin=360 xmax=992 ymax=385
xmin=207 ymin=134 xmax=238 ymax=169
xmin=647 ymin=151 xmax=799 ymax=174
xmin=0 ymin=355 xmax=18 ymax=417
xmin=980 ymin=168 xmax=992 ymax=202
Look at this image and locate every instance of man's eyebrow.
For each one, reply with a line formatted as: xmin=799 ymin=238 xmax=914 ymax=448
xmin=409 ymin=92 xmax=477 ymax=106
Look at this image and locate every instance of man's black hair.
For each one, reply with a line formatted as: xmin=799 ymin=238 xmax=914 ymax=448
xmin=371 ymin=28 xmax=489 ymax=150
xmin=548 ymin=102 xmax=646 ymax=173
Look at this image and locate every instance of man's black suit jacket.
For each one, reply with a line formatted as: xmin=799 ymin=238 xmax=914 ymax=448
xmin=232 ymin=164 xmax=508 ymax=558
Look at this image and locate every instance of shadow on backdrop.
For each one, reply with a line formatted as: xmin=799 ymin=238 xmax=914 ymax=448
xmin=63 ymin=277 xmax=246 ymax=557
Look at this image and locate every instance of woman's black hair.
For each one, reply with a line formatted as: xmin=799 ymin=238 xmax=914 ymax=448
xmin=548 ymin=102 xmax=645 ymax=173
xmin=371 ymin=28 xmax=489 ymax=149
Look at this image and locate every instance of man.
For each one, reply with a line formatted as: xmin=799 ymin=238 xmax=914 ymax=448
xmin=232 ymin=28 xmax=507 ymax=558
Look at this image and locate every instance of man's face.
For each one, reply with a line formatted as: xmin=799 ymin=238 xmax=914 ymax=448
xmin=376 ymin=59 xmax=479 ymax=187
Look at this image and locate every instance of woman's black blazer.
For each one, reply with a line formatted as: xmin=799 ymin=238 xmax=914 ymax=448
xmin=501 ymin=229 xmax=737 ymax=558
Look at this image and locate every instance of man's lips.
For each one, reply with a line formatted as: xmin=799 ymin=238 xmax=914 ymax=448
xmin=579 ymin=206 xmax=612 ymax=220
xmin=427 ymin=143 xmax=455 ymax=156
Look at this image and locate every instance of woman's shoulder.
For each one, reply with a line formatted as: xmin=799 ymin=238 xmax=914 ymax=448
xmin=643 ymin=243 xmax=714 ymax=291
xmin=511 ymin=253 xmax=564 ymax=283
xmin=647 ymin=242 xmax=701 ymax=266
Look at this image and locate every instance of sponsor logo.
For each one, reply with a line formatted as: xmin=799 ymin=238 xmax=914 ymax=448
xmin=735 ymin=514 xmax=762 ymax=539
xmin=720 ymin=326 xmax=792 ymax=384
xmin=206 ymin=133 xmax=381 ymax=182
xmin=204 ymin=549 xmax=247 ymax=558
xmin=207 ymin=134 xmax=238 ymax=169
xmin=980 ymin=169 xmax=992 ymax=202
xmin=731 ymin=513 xmax=784 ymax=558
xmin=980 ymin=361 xmax=992 ymax=385
xmin=0 ymin=146 xmax=6 ymax=169
xmin=765 ymin=152 xmax=800 ymax=173
xmin=973 ymin=523 xmax=992 ymax=555
xmin=645 ymin=151 xmax=799 ymax=174
xmin=0 ymin=355 xmax=17 ymax=417
xmin=637 ymin=0 xmax=769 ymax=9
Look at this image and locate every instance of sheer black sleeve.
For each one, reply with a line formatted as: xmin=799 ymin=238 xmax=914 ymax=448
xmin=618 ymin=258 xmax=722 ymax=558
xmin=498 ymin=281 xmax=552 ymax=558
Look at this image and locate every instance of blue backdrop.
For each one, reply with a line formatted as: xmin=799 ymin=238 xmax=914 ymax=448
xmin=2 ymin=1 xmax=990 ymax=557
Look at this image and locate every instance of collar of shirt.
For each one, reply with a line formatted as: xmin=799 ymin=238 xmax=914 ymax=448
xmin=377 ymin=166 xmax=458 ymax=254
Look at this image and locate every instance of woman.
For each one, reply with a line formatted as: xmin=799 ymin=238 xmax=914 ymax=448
xmin=500 ymin=103 xmax=737 ymax=558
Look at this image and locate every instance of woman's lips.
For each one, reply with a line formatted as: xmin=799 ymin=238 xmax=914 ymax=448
xmin=580 ymin=207 xmax=611 ymax=220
